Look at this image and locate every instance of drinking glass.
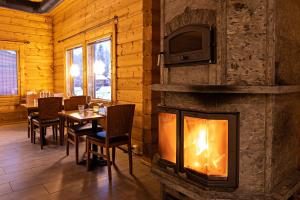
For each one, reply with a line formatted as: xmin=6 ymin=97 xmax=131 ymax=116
xmin=93 ymin=105 xmax=99 ymax=113
xmin=78 ymin=105 xmax=85 ymax=114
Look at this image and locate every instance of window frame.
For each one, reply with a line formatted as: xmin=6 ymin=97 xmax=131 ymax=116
xmin=86 ymin=34 xmax=115 ymax=103
xmin=0 ymin=44 xmax=21 ymax=99
xmin=65 ymin=45 xmax=84 ymax=97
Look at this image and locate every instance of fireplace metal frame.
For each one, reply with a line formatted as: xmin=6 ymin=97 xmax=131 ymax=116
xmin=180 ymin=111 xmax=239 ymax=188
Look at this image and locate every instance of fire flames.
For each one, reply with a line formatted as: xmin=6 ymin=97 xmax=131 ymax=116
xmin=184 ymin=116 xmax=228 ymax=177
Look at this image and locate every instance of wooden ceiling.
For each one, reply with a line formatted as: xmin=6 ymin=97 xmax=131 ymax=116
xmin=0 ymin=0 xmax=62 ymax=13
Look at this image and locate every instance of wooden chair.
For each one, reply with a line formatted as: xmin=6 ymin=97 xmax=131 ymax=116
xmin=86 ymin=104 xmax=135 ymax=181
xmin=26 ymin=92 xmax=38 ymax=139
xmin=28 ymin=111 xmax=39 ymax=143
xmin=65 ymin=98 xmax=102 ymax=164
xmin=31 ymin=97 xmax=63 ymax=149
xmin=63 ymin=98 xmax=79 ymax=126
xmin=70 ymin=96 xmax=87 ymax=107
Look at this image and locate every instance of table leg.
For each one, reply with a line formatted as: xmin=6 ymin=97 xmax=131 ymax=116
xmin=92 ymin=120 xmax=98 ymax=161
xmin=60 ymin=117 xmax=65 ymax=145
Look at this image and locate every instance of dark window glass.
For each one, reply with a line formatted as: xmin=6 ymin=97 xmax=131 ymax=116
xmin=169 ymin=32 xmax=203 ymax=54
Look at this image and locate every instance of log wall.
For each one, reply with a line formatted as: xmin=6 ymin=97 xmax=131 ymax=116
xmin=0 ymin=8 xmax=53 ymax=124
xmin=50 ymin=0 xmax=160 ymax=156
xmin=142 ymin=0 xmax=161 ymax=160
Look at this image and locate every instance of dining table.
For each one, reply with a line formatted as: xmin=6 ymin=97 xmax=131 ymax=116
xmin=21 ymin=102 xmax=107 ymax=164
xmin=62 ymin=110 xmax=105 ymax=130
xmin=62 ymin=109 xmax=106 ymax=165
xmin=20 ymin=102 xmax=39 ymax=113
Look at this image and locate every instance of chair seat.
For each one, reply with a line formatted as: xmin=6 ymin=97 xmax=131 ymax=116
xmin=68 ymin=123 xmax=103 ymax=134
xmin=32 ymin=117 xmax=60 ymax=125
xmin=28 ymin=112 xmax=39 ymax=120
xmin=88 ymin=131 xmax=129 ymax=143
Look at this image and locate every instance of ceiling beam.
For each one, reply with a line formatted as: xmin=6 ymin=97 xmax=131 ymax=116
xmin=0 ymin=0 xmax=63 ymax=13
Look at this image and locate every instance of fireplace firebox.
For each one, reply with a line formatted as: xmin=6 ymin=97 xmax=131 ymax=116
xmin=158 ymin=106 xmax=239 ymax=188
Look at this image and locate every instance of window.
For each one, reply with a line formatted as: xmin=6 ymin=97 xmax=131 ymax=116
xmin=87 ymin=38 xmax=112 ymax=101
xmin=66 ymin=47 xmax=83 ymax=96
xmin=0 ymin=50 xmax=18 ymax=96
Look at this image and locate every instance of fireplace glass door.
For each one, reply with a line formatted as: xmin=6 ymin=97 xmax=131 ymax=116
xmin=183 ymin=116 xmax=228 ymax=178
xmin=157 ymin=108 xmax=238 ymax=188
xmin=159 ymin=112 xmax=177 ymax=164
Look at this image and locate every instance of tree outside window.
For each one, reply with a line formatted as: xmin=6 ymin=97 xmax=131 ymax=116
xmin=87 ymin=39 xmax=112 ymax=101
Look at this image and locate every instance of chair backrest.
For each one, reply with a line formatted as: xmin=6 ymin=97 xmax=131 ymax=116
xmin=26 ymin=91 xmax=38 ymax=105
xmin=106 ymin=104 xmax=135 ymax=139
xmin=70 ymin=96 xmax=87 ymax=107
xmin=38 ymin=97 xmax=62 ymax=120
xmin=86 ymin=96 xmax=91 ymax=104
xmin=64 ymin=99 xmax=75 ymax=111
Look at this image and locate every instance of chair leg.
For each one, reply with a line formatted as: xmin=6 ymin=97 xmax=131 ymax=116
xmin=87 ymin=139 xmax=91 ymax=171
xmin=33 ymin=130 xmax=36 ymax=144
xmin=28 ymin=120 xmax=30 ymax=138
xmin=55 ymin=125 xmax=58 ymax=143
xmin=128 ymin=143 xmax=133 ymax=175
xmin=32 ymin=124 xmax=36 ymax=144
xmin=75 ymin=136 xmax=79 ymax=164
xmin=52 ymin=126 xmax=55 ymax=140
xmin=112 ymin=147 xmax=116 ymax=164
xmin=66 ymin=133 xmax=69 ymax=156
xmin=60 ymin=123 xmax=64 ymax=145
xmin=106 ymin=147 xmax=112 ymax=181
xmin=40 ymin=127 xmax=43 ymax=150
xmin=31 ymin=122 xmax=34 ymax=143
xmin=85 ymin=136 xmax=88 ymax=152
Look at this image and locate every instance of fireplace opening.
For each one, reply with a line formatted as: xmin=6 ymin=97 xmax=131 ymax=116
xmin=157 ymin=107 xmax=239 ymax=189
xmin=183 ymin=116 xmax=228 ymax=178
xmin=159 ymin=112 xmax=177 ymax=164
xmin=181 ymin=111 xmax=239 ymax=188
xmin=158 ymin=108 xmax=180 ymax=169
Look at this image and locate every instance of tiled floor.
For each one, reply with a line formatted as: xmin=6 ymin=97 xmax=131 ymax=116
xmin=0 ymin=123 xmax=160 ymax=200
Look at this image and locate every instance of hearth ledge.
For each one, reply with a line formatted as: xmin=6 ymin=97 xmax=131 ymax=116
xmin=151 ymin=84 xmax=300 ymax=94
xmin=151 ymin=165 xmax=300 ymax=199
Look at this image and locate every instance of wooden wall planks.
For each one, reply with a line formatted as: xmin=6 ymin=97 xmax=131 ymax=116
xmin=50 ymin=0 xmax=160 ymax=156
xmin=0 ymin=8 xmax=53 ymax=124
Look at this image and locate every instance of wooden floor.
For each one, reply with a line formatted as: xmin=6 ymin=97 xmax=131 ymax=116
xmin=0 ymin=123 xmax=160 ymax=200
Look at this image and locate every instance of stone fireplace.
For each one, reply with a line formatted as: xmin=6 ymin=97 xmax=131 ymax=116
xmin=151 ymin=0 xmax=300 ymax=199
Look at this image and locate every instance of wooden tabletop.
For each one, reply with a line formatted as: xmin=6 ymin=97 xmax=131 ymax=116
xmin=62 ymin=110 xmax=105 ymax=122
xmin=20 ymin=103 xmax=39 ymax=114
xmin=20 ymin=103 xmax=38 ymax=109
